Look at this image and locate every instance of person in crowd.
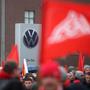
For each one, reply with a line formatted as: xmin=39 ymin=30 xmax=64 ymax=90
xmin=64 ymin=71 xmax=80 ymax=88
xmin=31 ymin=73 xmax=38 ymax=90
xmin=68 ymin=72 xmax=75 ymax=82
xmin=23 ymin=77 xmax=33 ymax=90
xmin=83 ymin=66 xmax=90 ymax=89
xmin=84 ymin=65 xmax=90 ymax=72
xmin=68 ymin=66 xmax=76 ymax=73
xmin=31 ymin=81 xmax=38 ymax=90
xmin=66 ymin=66 xmax=90 ymax=90
xmin=0 ymin=61 xmax=26 ymax=90
xmin=75 ymin=71 xmax=84 ymax=82
xmin=65 ymin=71 xmax=76 ymax=87
xmin=32 ymin=73 xmax=37 ymax=82
xmin=39 ymin=61 xmax=65 ymax=90
xmin=20 ymin=73 xmax=24 ymax=83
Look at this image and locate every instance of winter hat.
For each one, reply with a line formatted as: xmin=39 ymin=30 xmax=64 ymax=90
xmin=39 ymin=61 xmax=60 ymax=81
xmin=84 ymin=65 xmax=90 ymax=70
xmin=68 ymin=66 xmax=75 ymax=73
xmin=75 ymin=71 xmax=84 ymax=79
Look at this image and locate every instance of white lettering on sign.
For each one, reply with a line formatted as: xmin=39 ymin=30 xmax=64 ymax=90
xmin=48 ymin=11 xmax=90 ymax=44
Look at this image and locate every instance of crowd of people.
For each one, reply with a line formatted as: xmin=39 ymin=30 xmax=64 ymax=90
xmin=0 ymin=61 xmax=90 ymax=90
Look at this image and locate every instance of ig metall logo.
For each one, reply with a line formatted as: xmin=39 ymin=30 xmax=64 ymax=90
xmin=23 ymin=29 xmax=39 ymax=48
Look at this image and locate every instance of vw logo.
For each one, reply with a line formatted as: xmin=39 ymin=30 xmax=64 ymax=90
xmin=23 ymin=29 xmax=39 ymax=48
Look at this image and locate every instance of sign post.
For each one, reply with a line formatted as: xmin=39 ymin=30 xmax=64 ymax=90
xmin=15 ymin=23 xmax=41 ymax=70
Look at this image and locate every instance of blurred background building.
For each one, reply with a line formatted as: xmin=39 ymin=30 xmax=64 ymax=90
xmin=0 ymin=0 xmax=41 ymax=63
xmin=0 ymin=0 xmax=90 ymax=66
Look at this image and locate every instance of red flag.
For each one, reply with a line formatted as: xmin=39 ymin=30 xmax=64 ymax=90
xmin=41 ymin=0 xmax=90 ymax=63
xmin=78 ymin=53 xmax=84 ymax=71
xmin=7 ymin=45 xmax=19 ymax=65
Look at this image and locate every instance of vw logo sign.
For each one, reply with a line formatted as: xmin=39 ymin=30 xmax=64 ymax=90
xmin=23 ymin=29 xmax=39 ymax=48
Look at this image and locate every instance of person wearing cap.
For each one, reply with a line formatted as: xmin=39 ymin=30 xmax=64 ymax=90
xmin=0 ymin=61 xmax=26 ymax=90
xmin=39 ymin=61 xmax=64 ymax=90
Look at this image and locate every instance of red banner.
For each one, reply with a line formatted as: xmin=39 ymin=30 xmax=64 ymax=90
xmin=7 ymin=45 xmax=19 ymax=65
xmin=78 ymin=53 xmax=84 ymax=71
xmin=41 ymin=1 xmax=90 ymax=63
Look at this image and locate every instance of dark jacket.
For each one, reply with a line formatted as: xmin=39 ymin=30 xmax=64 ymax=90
xmin=66 ymin=81 xmax=90 ymax=90
xmin=0 ymin=70 xmax=26 ymax=90
xmin=82 ymin=80 xmax=90 ymax=90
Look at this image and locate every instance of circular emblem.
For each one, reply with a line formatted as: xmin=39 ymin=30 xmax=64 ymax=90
xmin=23 ymin=29 xmax=39 ymax=48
